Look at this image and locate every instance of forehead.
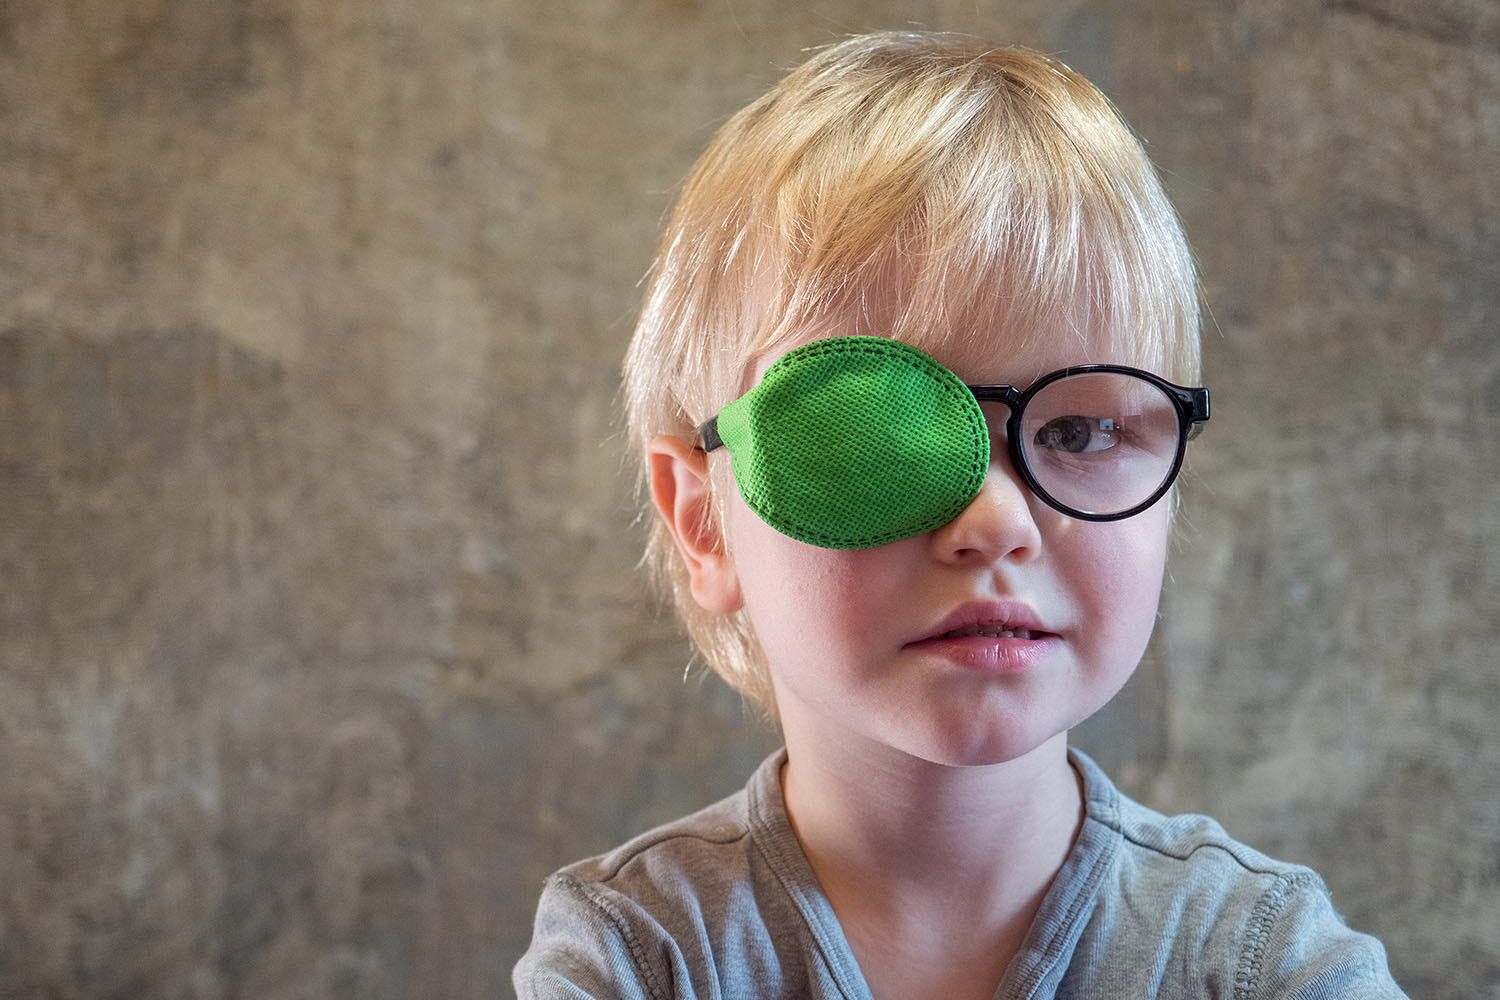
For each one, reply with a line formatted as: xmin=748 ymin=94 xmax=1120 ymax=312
xmin=746 ymin=319 xmax=1143 ymax=390
xmin=725 ymin=209 xmax=1178 ymax=399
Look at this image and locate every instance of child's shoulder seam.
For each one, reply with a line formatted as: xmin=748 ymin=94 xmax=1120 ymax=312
xmin=547 ymin=872 xmax=673 ymax=1000
xmin=563 ymin=823 xmax=753 ymax=886
xmin=1232 ymin=870 xmax=1330 ymax=1000
xmin=1112 ymin=823 xmax=1304 ymax=878
xmin=1095 ymin=799 xmax=1318 ymax=880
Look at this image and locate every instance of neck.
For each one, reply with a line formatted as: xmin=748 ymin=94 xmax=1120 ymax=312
xmin=777 ymin=718 xmax=1085 ymax=940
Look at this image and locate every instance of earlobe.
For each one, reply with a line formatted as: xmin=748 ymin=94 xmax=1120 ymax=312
xmin=647 ymin=435 xmax=744 ymax=614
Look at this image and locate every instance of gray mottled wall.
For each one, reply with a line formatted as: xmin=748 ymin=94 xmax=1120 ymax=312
xmin=1 ymin=1 xmax=1495 ymax=997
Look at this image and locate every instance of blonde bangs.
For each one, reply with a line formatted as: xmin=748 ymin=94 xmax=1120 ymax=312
xmin=622 ymin=32 xmax=1202 ymax=716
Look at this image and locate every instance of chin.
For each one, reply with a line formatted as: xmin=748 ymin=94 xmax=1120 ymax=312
xmin=890 ymin=718 xmax=1065 ymax=769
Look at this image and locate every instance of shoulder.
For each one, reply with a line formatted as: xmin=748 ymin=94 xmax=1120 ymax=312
xmin=1070 ymin=749 xmax=1406 ymax=998
xmin=541 ymin=782 xmax=760 ymax=940
xmin=513 ymin=870 xmax=664 ymax=1000
xmin=514 ymin=754 xmax=800 ymax=1000
xmin=1109 ymin=776 xmax=1316 ymax=887
xmin=563 ymin=777 xmax=754 ymax=880
xmin=546 ymin=768 xmax=763 ymax=925
xmin=1072 ymin=748 xmax=1327 ymax=905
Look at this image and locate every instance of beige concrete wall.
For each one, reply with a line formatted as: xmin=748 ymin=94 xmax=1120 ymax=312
xmin=1 ymin=1 xmax=1495 ymax=996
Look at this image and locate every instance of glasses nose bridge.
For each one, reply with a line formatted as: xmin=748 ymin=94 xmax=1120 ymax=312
xmin=966 ymin=384 xmax=1026 ymax=440
xmin=966 ymin=383 xmax=1024 ymax=412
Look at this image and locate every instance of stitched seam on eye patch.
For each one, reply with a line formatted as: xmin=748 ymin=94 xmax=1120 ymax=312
xmin=737 ymin=337 xmax=989 ymax=548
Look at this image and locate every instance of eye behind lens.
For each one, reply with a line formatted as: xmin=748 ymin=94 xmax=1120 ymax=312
xmin=1019 ymin=371 xmax=1181 ymax=516
xmin=1033 ymin=415 xmax=1093 ymax=453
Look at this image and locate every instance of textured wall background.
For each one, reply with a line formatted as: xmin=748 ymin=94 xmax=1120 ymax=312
xmin=1 ymin=1 xmax=1496 ymax=997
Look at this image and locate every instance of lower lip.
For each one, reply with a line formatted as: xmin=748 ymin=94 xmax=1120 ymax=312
xmin=906 ymin=634 xmax=1061 ymax=674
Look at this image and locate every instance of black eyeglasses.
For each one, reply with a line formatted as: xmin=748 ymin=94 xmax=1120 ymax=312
xmin=966 ymin=364 xmax=1209 ymax=521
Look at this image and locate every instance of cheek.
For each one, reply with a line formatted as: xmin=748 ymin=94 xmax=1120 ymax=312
xmin=1067 ymin=509 xmax=1170 ymax=657
xmin=723 ymin=493 xmax=908 ymax=658
xmin=722 ymin=493 xmax=826 ymax=624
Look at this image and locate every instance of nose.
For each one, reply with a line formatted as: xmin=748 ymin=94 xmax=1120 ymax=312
xmin=928 ymin=446 xmax=1043 ymax=564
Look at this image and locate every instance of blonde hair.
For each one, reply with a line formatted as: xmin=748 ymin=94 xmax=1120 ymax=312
xmin=622 ymin=31 xmax=1201 ymax=717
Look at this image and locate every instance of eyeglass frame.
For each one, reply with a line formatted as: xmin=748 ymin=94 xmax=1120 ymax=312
xmin=964 ymin=363 xmax=1210 ymax=522
xmin=697 ymin=362 xmax=1210 ymax=524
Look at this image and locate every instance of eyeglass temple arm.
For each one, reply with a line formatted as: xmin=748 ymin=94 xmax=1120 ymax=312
xmin=696 ymin=416 xmax=725 ymax=452
xmin=1183 ymin=387 xmax=1210 ymax=440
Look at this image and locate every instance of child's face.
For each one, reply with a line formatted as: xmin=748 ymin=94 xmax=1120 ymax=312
xmin=722 ymin=329 xmax=1170 ymax=767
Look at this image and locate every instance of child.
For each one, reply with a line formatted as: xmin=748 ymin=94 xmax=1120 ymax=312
xmin=515 ymin=31 xmax=1406 ymax=999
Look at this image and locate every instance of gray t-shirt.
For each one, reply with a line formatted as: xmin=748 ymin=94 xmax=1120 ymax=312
xmin=514 ymin=746 xmax=1406 ymax=999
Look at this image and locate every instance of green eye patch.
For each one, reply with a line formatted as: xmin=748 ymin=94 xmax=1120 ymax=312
xmin=697 ymin=336 xmax=990 ymax=549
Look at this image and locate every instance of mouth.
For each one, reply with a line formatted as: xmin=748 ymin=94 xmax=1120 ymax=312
xmin=931 ymin=623 xmax=1045 ymax=641
xmin=908 ymin=600 xmax=1057 ymax=646
xmin=906 ymin=600 xmax=1059 ymax=674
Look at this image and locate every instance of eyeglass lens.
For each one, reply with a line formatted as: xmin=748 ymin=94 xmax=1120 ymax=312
xmin=1009 ymin=371 xmax=1182 ymax=517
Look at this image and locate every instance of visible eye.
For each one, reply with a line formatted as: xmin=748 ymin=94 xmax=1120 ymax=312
xmin=1032 ymin=415 xmax=1119 ymax=453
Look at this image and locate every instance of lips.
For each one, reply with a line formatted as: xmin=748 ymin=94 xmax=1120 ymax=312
xmin=908 ymin=599 xmax=1056 ymax=646
xmin=936 ymin=624 xmax=1039 ymax=640
xmin=906 ymin=599 xmax=1059 ymax=674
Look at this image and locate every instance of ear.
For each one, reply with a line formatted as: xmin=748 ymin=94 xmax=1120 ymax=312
xmin=647 ymin=435 xmax=744 ymax=614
